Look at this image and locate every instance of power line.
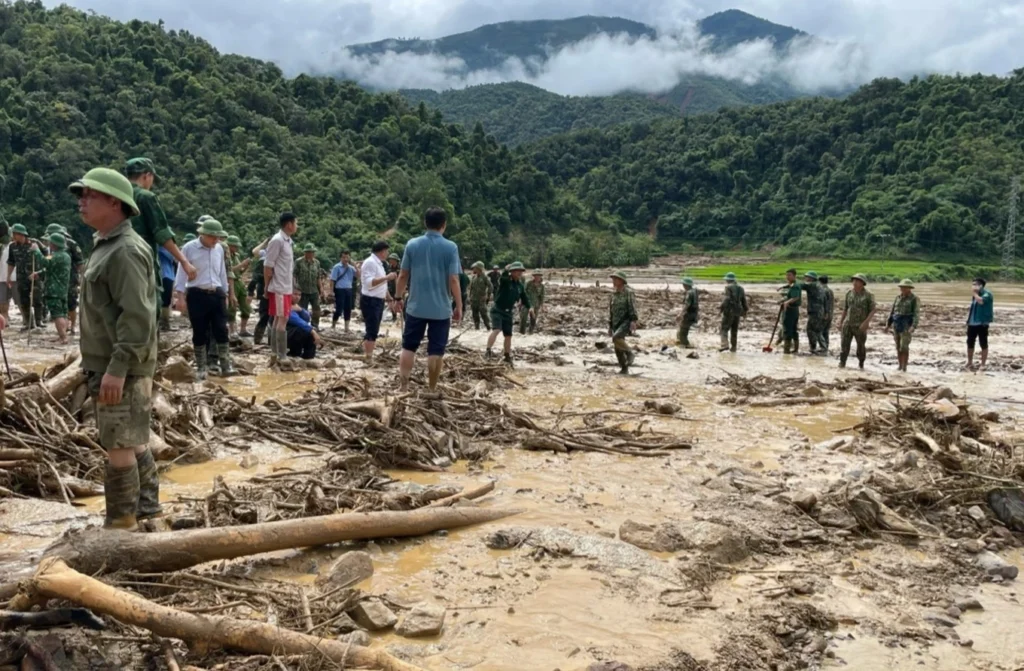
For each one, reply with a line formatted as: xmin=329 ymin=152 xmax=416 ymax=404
xmin=1002 ymin=175 xmax=1020 ymax=280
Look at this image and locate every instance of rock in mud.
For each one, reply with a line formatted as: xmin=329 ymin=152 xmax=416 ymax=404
xmin=781 ymin=490 xmax=818 ymax=513
xmin=986 ymin=489 xmax=1024 ymax=532
xmin=815 ymin=505 xmax=857 ymax=529
xmin=680 ymin=521 xmax=749 ymax=564
xmin=588 ymin=663 xmax=634 ymax=671
xmin=925 ymin=613 xmax=959 ymax=628
xmin=976 ymin=551 xmax=1018 ymax=580
xmin=619 ymin=519 xmax=687 ymax=552
xmin=925 ymin=386 xmax=955 ymax=402
xmin=395 ymin=604 xmax=446 ymax=637
xmin=338 ymin=630 xmax=371 ymax=646
xmin=160 ymin=356 xmax=195 ymax=383
xmin=966 ymin=506 xmax=987 ymax=523
xmin=802 ymin=385 xmax=824 ymax=398
xmin=955 ymin=597 xmax=983 ymax=612
xmin=350 ymin=599 xmax=397 ymax=631
xmin=814 ymin=436 xmax=854 ymax=451
xmin=317 ymin=551 xmax=374 ymax=590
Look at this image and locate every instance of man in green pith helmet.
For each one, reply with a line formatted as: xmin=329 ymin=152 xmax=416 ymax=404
xmin=886 ymin=279 xmax=920 ymax=372
xmin=799 ymin=271 xmax=826 ymax=355
xmin=488 ymin=264 xmax=501 ymax=294
xmin=609 ymin=270 xmax=639 ymax=374
xmin=520 ymin=271 xmax=545 ymax=335
xmin=838 ymin=273 xmax=877 ymax=369
xmin=46 ymin=223 xmax=84 ymax=335
xmin=719 ymin=272 xmax=747 ymax=352
xmin=779 ymin=268 xmax=802 ymax=354
xmin=70 ymin=167 xmax=159 ymax=531
xmin=677 ymin=277 xmax=698 ymax=349
xmin=295 ymin=243 xmax=322 ymax=328
xmin=468 ymin=261 xmax=492 ymax=330
xmin=226 ymin=235 xmax=253 ymax=337
xmin=486 ymin=262 xmax=530 ymax=365
xmin=6 ymin=224 xmax=45 ymax=330
xmin=819 ymin=275 xmax=834 ymax=353
xmin=30 ymin=233 xmax=72 ymax=344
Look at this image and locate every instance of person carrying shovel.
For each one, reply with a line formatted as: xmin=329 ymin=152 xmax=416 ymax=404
xmin=718 ymin=272 xmax=746 ymax=352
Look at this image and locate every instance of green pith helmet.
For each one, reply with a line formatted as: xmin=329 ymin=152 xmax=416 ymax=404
xmin=124 ymin=157 xmax=157 ymax=177
xmin=723 ymin=272 xmax=737 ymax=282
xmin=681 ymin=277 xmax=694 ymax=287
xmin=491 ymin=265 xmax=500 ymax=270
xmin=48 ymin=232 xmax=66 ymax=249
xmin=226 ymin=235 xmax=242 ymax=247
xmin=11 ymin=224 xmax=28 ymax=237
xmin=471 ymin=261 xmax=485 ymax=270
xmin=804 ymin=271 xmax=818 ymax=280
xmin=388 ymin=253 xmax=400 ymax=262
xmin=898 ymin=278 xmax=914 ymax=288
xmin=183 ymin=233 xmax=197 ymax=243
xmin=68 ymin=168 xmax=140 ymax=216
xmin=532 ymin=270 xmax=543 ymax=277
xmin=45 ymin=223 xmax=62 ymax=235
xmin=610 ymin=270 xmax=628 ymax=283
xmin=303 ymin=243 xmax=317 ymax=254
xmin=852 ymin=273 xmax=868 ymax=285
xmin=196 ymin=219 xmax=226 ymax=237
xmin=196 ymin=214 xmax=213 ymax=224
xmin=507 ymin=261 xmax=526 ymax=272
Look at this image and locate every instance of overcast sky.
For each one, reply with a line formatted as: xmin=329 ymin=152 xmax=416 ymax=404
xmin=47 ymin=0 xmax=1023 ymax=94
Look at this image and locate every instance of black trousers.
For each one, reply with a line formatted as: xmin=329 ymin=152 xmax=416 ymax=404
xmin=287 ymin=326 xmax=317 ymax=359
xmin=333 ymin=288 xmax=354 ymax=324
xmin=186 ymin=289 xmax=228 ymax=348
xmin=255 ymin=294 xmax=270 ymax=330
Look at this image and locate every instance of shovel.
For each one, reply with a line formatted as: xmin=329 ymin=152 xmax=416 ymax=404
xmin=763 ymin=306 xmax=783 ymax=353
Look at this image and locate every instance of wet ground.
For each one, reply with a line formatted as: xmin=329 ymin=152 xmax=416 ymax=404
xmin=1 ymin=279 xmax=1024 ymax=670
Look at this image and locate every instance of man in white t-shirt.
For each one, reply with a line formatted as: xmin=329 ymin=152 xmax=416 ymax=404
xmin=0 ymin=241 xmax=12 ymax=324
xmin=263 ymin=212 xmax=298 ymax=365
xmin=359 ymin=241 xmax=396 ymax=364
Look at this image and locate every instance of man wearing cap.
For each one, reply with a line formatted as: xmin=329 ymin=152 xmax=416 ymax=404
xmin=46 ymin=223 xmax=85 ymax=335
xmin=798 ymin=271 xmax=826 ymax=355
xmin=264 ymin=212 xmax=299 ymax=365
xmin=387 ymin=253 xmax=401 ymax=321
xmin=486 ymin=262 xmax=529 ymax=366
xmin=69 ymin=167 xmax=159 ymax=530
xmin=6 ymin=224 xmax=45 ymax=330
xmin=468 ymin=261 xmax=492 ymax=330
xmin=30 ymin=233 xmax=72 ymax=344
xmin=838 ymin=274 xmax=877 ymax=369
xmin=488 ymin=265 xmax=501 ymax=295
xmin=677 ymin=277 xmax=698 ymax=349
xmin=779 ymin=269 xmax=802 ymax=354
xmin=174 ymin=219 xmax=235 ymax=379
xmin=966 ymin=277 xmax=994 ymax=371
xmin=886 ymin=279 xmax=920 ymax=372
xmin=295 ymin=243 xmax=323 ymax=328
xmin=819 ymin=275 xmax=834 ymax=353
xmin=329 ymin=250 xmax=357 ymax=331
xmin=124 ymin=158 xmax=196 ymax=297
xmin=520 ymin=271 xmax=546 ymax=335
xmin=226 ymin=235 xmax=253 ymax=337
xmin=719 ymin=272 xmax=747 ymax=352
xmin=609 ymin=270 xmax=639 ymax=374
xmin=360 ymin=240 xmax=395 ymax=365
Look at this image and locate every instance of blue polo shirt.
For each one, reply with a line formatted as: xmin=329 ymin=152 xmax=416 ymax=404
xmin=330 ymin=262 xmax=356 ymax=289
xmin=401 ymin=231 xmax=461 ymax=320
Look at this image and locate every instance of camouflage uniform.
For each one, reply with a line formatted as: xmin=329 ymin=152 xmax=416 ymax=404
xmin=820 ymin=283 xmax=835 ymax=351
xmin=888 ymin=292 xmax=920 ymax=354
xmin=8 ymin=240 xmax=45 ymax=328
xmin=469 ymin=273 xmax=492 ymax=329
xmin=226 ymin=249 xmax=252 ymax=323
xmin=678 ymin=282 xmax=699 ymax=348
xmin=520 ymin=279 xmax=546 ymax=334
xmin=63 ymin=234 xmax=83 ymax=314
xmin=609 ymin=273 xmax=639 ymax=373
xmin=294 ymin=254 xmax=322 ymax=328
xmin=38 ymin=246 xmax=71 ymax=319
xmin=801 ymin=278 xmax=826 ymax=353
xmin=719 ymin=281 xmax=747 ymax=352
xmin=840 ymin=289 xmax=876 ymax=368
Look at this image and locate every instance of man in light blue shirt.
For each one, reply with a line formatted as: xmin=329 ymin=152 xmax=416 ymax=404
xmin=173 ymin=218 xmax=233 ymax=379
xmin=395 ymin=207 xmax=462 ymax=392
xmin=329 ymin=250 xmax=357 ymax=331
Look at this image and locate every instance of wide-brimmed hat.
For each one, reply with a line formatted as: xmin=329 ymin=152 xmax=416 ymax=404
xmin=68 ymin=168 xmax=140 ymax=216
xmin=852 ymin=273 xmax=868 ymax=284
xmin=507 ymin=262 xmax=526 ymax=272
xmin=48 ymin=232 xmax=66 ymax=249
xmin=11 ymin=224 xmax=28 ymax=236
xmin=302 ymin=243 xmax=317 ymax=253
xmin=471 ymin=261 xmax=485 ymax=270
xmin=196 ymin=219 xmax=226 ymax=237
xmin=183 ymin=233 xmax=197 ymax=243
xmin=45 ymin=223 xmax=63 ymax=235
xmin=804 ymin=271 xmax=818 ymax=280
xmin=723 ymin=272 xmax=737 ymax=281
xmin=532 ymin=270 xmax=543 ymax=277
xmin=681 ymin=277 xmax=694 ymax=287
xmin=226 ymin=235 xmax=242 ymax=247
xmin=898 ymin=278 xmax=914 ymax=288
xmin=388 ymin=253 xmax=400 ymax=262
xmin=124 ymin=157 xmax=158 ymax=177
xmin=610 ymin=270 xmax=628 ymax=283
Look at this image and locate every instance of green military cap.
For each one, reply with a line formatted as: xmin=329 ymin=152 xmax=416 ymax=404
xmin=183 ymin=233 xmax=197 ymax=243
xmin=45 ymin=223 xmax=62 ymax=235
xmin=471 ymin=261 xmax=485 ymax=270
xmin=196 ymin=218 xmax=226 ymax=237
xmin=507 ymin=261 xmax=526 ymax=271
xmin=681 ymin=277 xmax=694 ymax=287
xmin=196 ymin=214 xmax=213 ymax=224
xmin=124 ymin=157 xmax=157 ymax=177
xmin=610 ymin=270 xmax=628 ymax=283
xmin=388 ymin=253 xmax=400 ymax=262
xmin=898 ymin=278 xmax=914 ymax=288
xmin=68 ymin=168 xmax=140 ymax=216
xmin=47 ymin=232 xmax=66 ymax=249
xmin=226 ymin=235 xmax=242 ymax=247
xmin=852 ymin=273 xmax=868 ymax=284
xmin=803 ymin=271 xmax=818 ymax=280
xmin=11 ymin=224 xmax=28 ymax=236
xmin=302 ymin=243 xmax=317 ymax=253
xmin=723 ymin=272 xmax=737 ymax=281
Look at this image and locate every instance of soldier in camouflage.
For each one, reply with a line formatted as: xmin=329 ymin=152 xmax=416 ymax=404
xmin=46 ymin=223 xmax=84 ymax=335
xmin=31 ymin=233 xmax=72 ymax=344
xmin=468 ymin=261 xmax=492 ymax=330
xmin=6 ymin=224 xmax=45 ymax=330
xmin=800 ymin=271 xmax=827 ymax=355
xmin=719 ymin=272 xmax=747 ymax=352
xmin=609 ymin=270 xmax=639 ymax=374
xmin=294 ymin=243 xmax=322 ymax=328
xmin=677 ymin=277 xmax=698 ymax=349
xmin=838 ymin=274 xmax=877 ymax=369
xmin=227 ymin=235 xmax=253 ymax=337
xmin=520 ymin=271 xmax=546 ymax=334
xmin=886 ymin=279 xmax=920 ymax=372
xmin=819 ymin=275 xmax=834 ymax=353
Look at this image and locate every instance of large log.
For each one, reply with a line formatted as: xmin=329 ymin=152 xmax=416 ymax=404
xmin=45 ymin=505 xmax=520 ymax=575
xmin=21 ymin=558 xmax=423 ymax=671
xmin=8 ymin=354 xmax=86 ymax=406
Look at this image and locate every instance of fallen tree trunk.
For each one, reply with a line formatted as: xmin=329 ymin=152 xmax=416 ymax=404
xmin=19 ymin=558 xmax=423 ymax=671
xmin=0 ymin=448 xmax=39 ymax=461
xmin=44 ymin=506 xmax=520 ymax=575
xmin=8 ymin=355 xmax=86 ymax=406
xmin=427 ymin=481 xmax=495 ymax=507
xmin=748 ymin=397 xmax=834 ymax=408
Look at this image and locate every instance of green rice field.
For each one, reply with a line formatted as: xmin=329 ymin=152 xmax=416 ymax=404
xmin=682 ymin=259 xmax=1009 ymax=283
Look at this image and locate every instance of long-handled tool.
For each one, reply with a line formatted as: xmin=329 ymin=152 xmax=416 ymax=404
xmin=763 ymin=306 xmax=784 ymax=353
xmin=0 ymin=328 xmax=10 ymax=378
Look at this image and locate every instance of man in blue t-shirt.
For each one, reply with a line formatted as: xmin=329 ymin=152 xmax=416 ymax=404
xmin=287 ymin=289 xmax=322 ymax=362
xmin=395 ymin=207 xmax=462 ymax=393
xmin=157 ymin=246 xmax=177 ymax=332
xmin=966 ymin=277 xmax=994 ymax=371
xmin=329 ymin=250 xmax=357 ymax=331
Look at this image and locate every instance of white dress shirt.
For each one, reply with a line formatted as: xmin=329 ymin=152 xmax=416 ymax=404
xmin=174 ymin=239 xmax=228 ymax=293
xmin=360 ymin=253 xmax=388 ymax=299
xmin=264 ymin=230 xmax=294 ymax=295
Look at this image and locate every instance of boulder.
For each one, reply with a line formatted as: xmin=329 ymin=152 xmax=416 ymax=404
xmin=681 ymin=521 xmax=749 ymax=564
xmin=976 ymin=551 xmax=1018 ymax=580
xmin=955 ymin=597 xmax=983 ymax=612
xmin=619 ymin=520 xmax=687 ymax=553
xmin=925 ymin=386 xmax=955 ymax=402
xmin=160 ymin=356 xmax=195 ymax=383
xmin=781 ymin=490 xmax=818 ymax=513
xmin=987 ymin=489 xmax=1024 ymax=532
xmin=350 ymin=599 xmax=397 ymax=631
xmin=802 ymin=385 xmax=824 ymax=398
xmin=395 ymin=604 xmax=446 ymax=638
xmin=317 ymin=551 xmax=374 ymax=590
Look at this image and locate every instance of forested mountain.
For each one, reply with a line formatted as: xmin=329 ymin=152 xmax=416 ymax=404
xmin=696 ymin=9 xmax=805 ymax=52
xmin=0 ymin=0 xmax=651 ymax=267
xmin=529 ymin=73 xmax=1024 ymax=259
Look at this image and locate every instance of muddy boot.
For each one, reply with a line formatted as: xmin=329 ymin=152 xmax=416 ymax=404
xmin=485 ymin=348 xmax=494 ymax=360
xmin=206 ymin=340 xmax=219 ymax=370
xmin=104 ymin=462 xmax=140 ymax=531
xmin=215 ymin=343 xmax=236 ymax=377
xmin=858 ymin=357 xmax=865 ymax=370
xmin=839 ymin=355 xmax=847 ymax=369
xmin=792 ymin=339 xmax=799 ymax=354
xmin=135 ymin=448 xmax=163 ymax=520
xmin=253 ymin=323 xmax=266 ymax=345
xmin=783 ymin=339 xmax=792 ymax=354
xmin=616 ymin=350 xmax=629 ymax=374
xmin=193 ymin=346 xmax=208 ymax=381
xmin=626 ymin=349 xmax=636 ymax=368
xmin=502 ymin=353 xmax=514 ymax=368
xmin=159 ymin=307 xmax=172 ymax=332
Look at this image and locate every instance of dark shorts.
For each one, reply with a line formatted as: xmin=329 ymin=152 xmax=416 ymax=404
xmin=490 ymin=308 xmax=515 ymax=337
xmin=402 ymin=314 xmax=451 ymax=356
xmin=967 ymin=324 xmax=989 ymax=350
xmin=86 ymin=372 xmax=152 ymax=450
xmin=45 ymin=295 xmax=68 ymax=318
xmin=360 ymin=295 xmax=386 ymax=341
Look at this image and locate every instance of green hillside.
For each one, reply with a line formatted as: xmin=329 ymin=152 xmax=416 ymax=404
xmin=697 ymin=9 xmax=806 ymax=51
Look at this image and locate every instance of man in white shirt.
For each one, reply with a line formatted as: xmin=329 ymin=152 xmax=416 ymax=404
xmin=263 ymin=212 xmax=298 ymax=365
xmin=173 ymin=218 xmax=234 ymax=379
xmin=0 ymin=240 xmax=11 ymax=324
xmin=360 ymin=241 xmax=396 ymax=364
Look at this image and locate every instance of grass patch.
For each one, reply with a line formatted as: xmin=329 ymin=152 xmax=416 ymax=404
xmin=682 ymin=259 xmax=1009 ymax=283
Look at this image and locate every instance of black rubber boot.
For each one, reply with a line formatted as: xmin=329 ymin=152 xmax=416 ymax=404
xmin=253 ymin=323 xmax=267 ymax=345
xmin=104 ymin=462 xmax=140 ymax=531
xmin=135 ymin=448 xmax=163 ymax=520
xmin=215 ymin=343 xmax=236 ymax=377
xmin=194 ymin=346 xmax=208 ymax=381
